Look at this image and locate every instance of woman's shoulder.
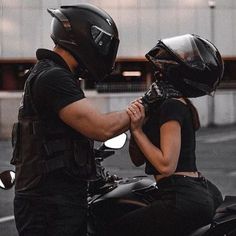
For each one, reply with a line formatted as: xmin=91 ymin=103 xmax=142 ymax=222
xmin=161 ymin=98 xmax=188 ymax=108
xmin=158 ymin=98 xmax=189 ymax=127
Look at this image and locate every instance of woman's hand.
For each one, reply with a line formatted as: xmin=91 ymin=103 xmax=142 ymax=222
xmin=126 ymin=101 xmax=145 ymax=132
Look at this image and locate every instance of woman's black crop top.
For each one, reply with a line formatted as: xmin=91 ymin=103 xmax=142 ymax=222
xmin=143 ymin=99 xmax=198 ymax=175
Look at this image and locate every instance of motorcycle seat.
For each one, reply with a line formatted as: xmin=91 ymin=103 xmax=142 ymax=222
xmin=189 ymin=196 xmax=236 ymax=236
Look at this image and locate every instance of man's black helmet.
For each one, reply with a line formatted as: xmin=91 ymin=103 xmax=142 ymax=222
xmin=145 ymin=34 xmax=224 ymax=97
xmin=47 ymin=4 xmax=119 ymax=81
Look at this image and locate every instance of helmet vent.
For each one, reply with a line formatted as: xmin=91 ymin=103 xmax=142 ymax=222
xmin=91 ymin=25 xmax=113 ymax=55
xmin=47 ymin=8 xmax=77 ymax=45
xmin=106 ymin=18 xmax=112 ymax=25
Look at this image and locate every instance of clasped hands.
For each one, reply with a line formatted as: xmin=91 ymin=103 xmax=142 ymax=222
xmin=141 ymin=80 xmax=182 ymax=115
xmin=127 ymin=80 xmax=182 ymax=132
xmin=127 ymin=99 xmax=145 ymax=133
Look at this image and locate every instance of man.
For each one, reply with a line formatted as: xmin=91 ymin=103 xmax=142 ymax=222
xmin=11 ymin=4 xmax=180 ymax=236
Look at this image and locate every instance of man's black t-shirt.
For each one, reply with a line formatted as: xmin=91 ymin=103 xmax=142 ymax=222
xmin=144 ymin=99 xmax=198 ymax=175
xmin=33 ymin=48 xmax=85 ymax=115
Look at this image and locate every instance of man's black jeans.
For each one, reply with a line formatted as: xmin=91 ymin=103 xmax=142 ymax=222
xmin=105 ymin=174 xmax=223 ymax=236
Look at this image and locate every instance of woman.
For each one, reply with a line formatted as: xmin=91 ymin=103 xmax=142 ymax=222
xmin=110 ymin=34 xmax=224 ymax=236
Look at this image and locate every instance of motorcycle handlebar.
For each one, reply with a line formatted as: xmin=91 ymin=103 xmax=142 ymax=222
xmin=94 ymin=149 xmax=115 ymax=160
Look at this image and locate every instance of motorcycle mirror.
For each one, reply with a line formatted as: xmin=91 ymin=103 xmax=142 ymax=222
xmin=0 ymin=170 xmax=15 ymax=190
xmin=104 ymin=133 xmax=127 ymax=149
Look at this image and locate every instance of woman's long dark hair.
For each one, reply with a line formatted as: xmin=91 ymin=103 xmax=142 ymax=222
xmin=183 ymin=97 xmax=200 ymax=131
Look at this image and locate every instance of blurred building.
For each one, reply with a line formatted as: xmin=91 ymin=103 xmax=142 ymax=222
xmin=0 ymin=0 xmax=236 ymax=57
xmin=0 ymin=0 xmax=236 ymax=138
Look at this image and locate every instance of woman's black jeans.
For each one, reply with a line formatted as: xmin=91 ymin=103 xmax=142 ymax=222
xmin=105 ymin=174 xmax=223 ymax=236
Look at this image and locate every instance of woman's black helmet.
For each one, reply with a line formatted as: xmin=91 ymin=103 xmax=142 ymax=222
xmin=145 ymin=34 xmax=224 ymax=97
xmin=47 ymin=4 xmax=119 ymax=81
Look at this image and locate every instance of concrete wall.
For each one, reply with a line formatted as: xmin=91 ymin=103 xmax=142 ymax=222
xmin=0 ymin=91 xmax=235 ymax=139
xmin=0 ymin=0 xmax=236 ymax=58
xmin=0 ymin=92 xmax=21 ymax=139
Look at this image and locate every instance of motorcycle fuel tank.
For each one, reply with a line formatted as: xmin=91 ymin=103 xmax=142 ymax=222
xmin=88 ymin=176 xmax=155 ymax=234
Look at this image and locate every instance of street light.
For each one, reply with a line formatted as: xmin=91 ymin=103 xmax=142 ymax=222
xmin=208 ymin=0 xmax=216 ymax=126
xmin=208 ymin=0 xmax=216 ymax=8
xmin=208 ymin=0 xmax=216 ymax=43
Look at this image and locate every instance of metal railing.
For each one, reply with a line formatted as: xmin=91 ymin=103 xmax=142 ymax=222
xmin=96 ymin=82 xmax=148 ymax=93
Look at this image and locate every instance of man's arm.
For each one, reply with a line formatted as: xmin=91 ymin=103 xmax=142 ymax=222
xmin=59 ymin=98 xmax=130 ymax=141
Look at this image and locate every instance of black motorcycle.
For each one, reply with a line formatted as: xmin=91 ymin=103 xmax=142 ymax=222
xmin=1 ymin=133 xmax=236 ymax=236
xmin=87 ymin=133 xmax=236 ymax=236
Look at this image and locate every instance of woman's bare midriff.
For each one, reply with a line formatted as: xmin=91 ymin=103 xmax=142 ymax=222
xmin=154 ymin=171 xmax=199 ymax=182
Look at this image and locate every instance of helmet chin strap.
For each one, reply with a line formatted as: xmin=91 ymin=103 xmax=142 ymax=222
xmin=68 ymin=49 xmax=89 ymax=80
xmin=153 ymin=62 xmax=168 ymax=81
xmin=153 ymin=61 xmax=176 ymax=81
xmin=153 ymin=64 xmax=183 ymax=97
xmin=73 ymin=65 xmax=89 ymax=80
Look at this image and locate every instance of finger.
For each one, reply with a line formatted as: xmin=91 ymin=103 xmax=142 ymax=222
xmin=132 ymin=107 xmax=141 ymax=118
xmin=133 ymin=101 xmax=144 ymax=111
xmin=130 ymin=98 xmax=140 ymax=104
xmin=126 ymin=108 xmax=132 ymax=117
xmin=128 ymin=104 xmax=136 ymax=112
xmin=127 ymin=108 xmax=135 ymax=119
xmin=127 ymin=107 xmax=135 ymax=114
xmin=133 ymin=102 xmax=145 ymax=117
xmin=127 ymin=107 xmax=138 ymax=118
xmin=137 ymin=98 xmax=143 ymax=104
xmin=127 ymin=110 xmax=140 ymax=124
xmin=130 ymin=103 xmax=140 ymax=113
xmin=132 ymin=101 xmax=142 ymax=107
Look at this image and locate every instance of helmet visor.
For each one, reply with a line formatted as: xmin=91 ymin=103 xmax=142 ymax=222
xmin=162 ymin=34 xmax=218 ymax=70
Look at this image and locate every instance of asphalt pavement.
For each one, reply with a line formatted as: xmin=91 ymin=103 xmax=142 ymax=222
xmin=0 ymin=124 xmax=236 ymax=236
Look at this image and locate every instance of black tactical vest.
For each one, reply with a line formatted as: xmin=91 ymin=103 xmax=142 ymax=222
xmin=11 ymin=60 xmax=96 ymax=191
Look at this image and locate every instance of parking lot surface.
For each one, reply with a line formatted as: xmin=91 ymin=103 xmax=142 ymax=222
xmin=0 ymin=124 xmax=236 ymax=236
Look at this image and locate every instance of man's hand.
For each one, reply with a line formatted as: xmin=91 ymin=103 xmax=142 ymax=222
xmin=141 ymin=80 xmax=182 ymax=114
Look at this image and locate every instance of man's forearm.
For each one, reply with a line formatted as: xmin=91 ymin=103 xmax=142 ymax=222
xmin=102 ymin=110 xmax=130 ymax=140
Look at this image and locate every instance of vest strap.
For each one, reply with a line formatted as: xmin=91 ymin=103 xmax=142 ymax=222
xmin=39 ymin=155 xmax=71 ymax=174
xmin=43 ymin=139 xmax=71 ymax=156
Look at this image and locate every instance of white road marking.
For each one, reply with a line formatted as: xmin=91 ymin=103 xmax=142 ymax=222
xmin=228 ymin=171 xmax=236 ymax=177
xmin=0 ymin=215 xmax=14 ymax=223
xmin=197 ymin=132 xmax=236 ymax=143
